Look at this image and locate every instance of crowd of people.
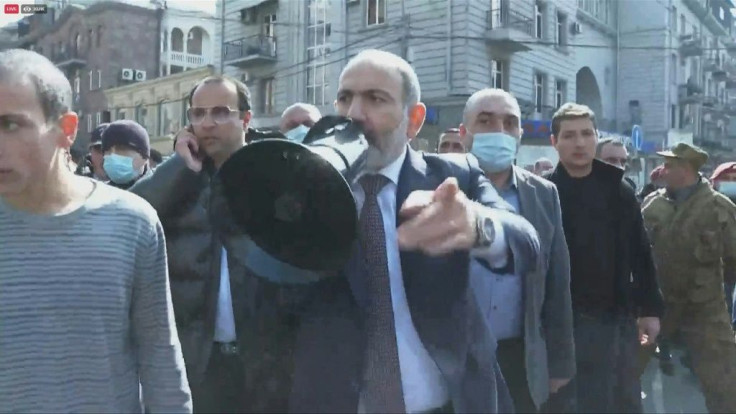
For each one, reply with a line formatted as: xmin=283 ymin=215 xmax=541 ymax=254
xmin=1 ymin=46 xmax=736 ymax=414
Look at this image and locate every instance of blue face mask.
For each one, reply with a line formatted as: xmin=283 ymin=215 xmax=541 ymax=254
xmin=284 ymin=124 xmax=310 ymax=143
xmin=103 ymin=154 xmax=140 ymax=184
xmin=470 ymin=132 xmax=518 ymax=173
xmin=719 ymin=181 xmax=736 ymax=198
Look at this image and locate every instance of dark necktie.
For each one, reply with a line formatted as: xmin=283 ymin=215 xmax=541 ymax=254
xmin=359 ymin=174 xmax=405 ymax=413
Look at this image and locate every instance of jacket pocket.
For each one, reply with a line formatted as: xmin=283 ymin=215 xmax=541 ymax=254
xmin=694 ymin=230 xmax=720 ymax=263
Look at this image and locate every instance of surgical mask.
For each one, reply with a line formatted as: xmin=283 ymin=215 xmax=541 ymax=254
xmin=470 ymin=132 xmax=518 ymax=173
xmin=103 ymin=154 xmax=140 ymax=184
xmin=284 ymin=124 xmax=310 ymax=143
xmin=719 ymin=181 xmax=736 ymax=198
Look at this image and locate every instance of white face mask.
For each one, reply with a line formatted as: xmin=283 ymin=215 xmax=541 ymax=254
xmin=284 ymin=124 xmax=310 ymax=143
xmin=719 ymin=181 xmax=736 ymax=198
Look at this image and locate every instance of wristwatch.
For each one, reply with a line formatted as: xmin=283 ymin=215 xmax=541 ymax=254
xmin=474 ymin=213 xmax=496 ymax=248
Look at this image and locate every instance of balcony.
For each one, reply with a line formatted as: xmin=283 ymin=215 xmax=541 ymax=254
xmin=725 ymin=102 xmax=736 ymax=116
xmin=679 ymin=34 xmax=704 ymax=57
xmin=54 ymin=50 xmax=86 ymax=69
xmin=169 ymin=51 xmax=207 ymax=67
xmin=705 ymin=57 xmax=728 ymax=81
xmin=704 ymin=10 xmax=729 ymax=37
xmin=683 ymin=0 xmax=709 ymax=19
xmin=678 ymin=82 xmax=703 ymax=104
xmin=224 ymin=35 xmax=277 ymax=67
xmin=485 ymin=7 xmax=535 ymax=53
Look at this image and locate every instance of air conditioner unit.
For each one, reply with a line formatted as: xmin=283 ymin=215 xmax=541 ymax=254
xmin=121 ymin=68 xmax=134 ymax=81
xmin=240 ymin=8 xmax=257 ymax=24
xmin=134 ymin=70 xmax=147 ymax=82
xmin=571 ymin=22 xmax=582 ymax=35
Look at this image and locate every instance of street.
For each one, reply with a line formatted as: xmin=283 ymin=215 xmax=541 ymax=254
xmin=641 ymin=348 xmax=708 ymax=414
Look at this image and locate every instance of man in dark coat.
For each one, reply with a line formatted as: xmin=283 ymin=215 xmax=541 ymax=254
xmin=543 ymin=103 xmax=664 ymax=413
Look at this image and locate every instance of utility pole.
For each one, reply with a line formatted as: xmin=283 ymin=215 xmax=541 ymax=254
xmin=400 ymin=0 xmax=409 ymax=60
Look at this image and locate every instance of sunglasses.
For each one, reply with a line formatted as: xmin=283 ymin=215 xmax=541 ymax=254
xmin=187 ymin=106 xmax=242 ymax=125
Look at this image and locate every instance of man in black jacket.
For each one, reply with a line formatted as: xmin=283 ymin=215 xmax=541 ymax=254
xmin=544 ymin=103 xmax=664 ymax=413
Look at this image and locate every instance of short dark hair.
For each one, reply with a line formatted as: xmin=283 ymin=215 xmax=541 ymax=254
xmin=0 ymin=49 xmax=72 ymax=123
xmin=188 ymin=75 xmax=251 ymax=112
xmin=551 ymin=102 xmax=597 ymax=138
xmin=596 ymin=137 xmax=625 ymax=157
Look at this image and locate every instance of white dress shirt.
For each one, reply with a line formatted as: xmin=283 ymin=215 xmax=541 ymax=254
xmin=352 ymin=148 xmax=508 ymax=413
xmin=213 ymin=247 xmax=237 ymax=343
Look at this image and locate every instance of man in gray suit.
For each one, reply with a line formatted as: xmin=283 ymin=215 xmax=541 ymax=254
xmin=460 ymin=88 xmax=576 ymax=412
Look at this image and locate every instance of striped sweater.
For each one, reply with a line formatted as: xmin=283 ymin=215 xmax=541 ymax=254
xmin=0 ymin=181 xmax=192 ymax=413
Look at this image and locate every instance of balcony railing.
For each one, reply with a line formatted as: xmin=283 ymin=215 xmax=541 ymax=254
xmin=485 ymin=7 xmax=535 ymax=53
xmin=679 ymin=34 xmax=704 ymax=57
xmin=223 ymin=35 xmax=277 ymax=67
xmin=169 ymin=51 xmax=207 ymax=67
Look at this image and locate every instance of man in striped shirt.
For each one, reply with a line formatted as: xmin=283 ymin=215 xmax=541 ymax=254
xmin=0 ymin=49 xmax=192 ymax=413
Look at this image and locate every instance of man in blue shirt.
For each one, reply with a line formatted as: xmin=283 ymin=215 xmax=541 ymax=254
xmin=460 ymin=88 xmax=576 ymax=413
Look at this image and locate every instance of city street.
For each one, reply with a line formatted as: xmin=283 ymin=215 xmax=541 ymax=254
xmin=641 ymin=348 xmax=708 ymax=414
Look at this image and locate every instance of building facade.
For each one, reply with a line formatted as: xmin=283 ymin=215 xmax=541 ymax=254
xmin=160 ymin=8 xmax=217 ymax=77
xmin=9 ymin=2 xmax=161 ymax=153
xmin=214 ymin=0 xmax=617 ymax=163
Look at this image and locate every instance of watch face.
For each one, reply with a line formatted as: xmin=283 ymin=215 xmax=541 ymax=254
xmin=479 ymin=216 xmax=494 ymax=246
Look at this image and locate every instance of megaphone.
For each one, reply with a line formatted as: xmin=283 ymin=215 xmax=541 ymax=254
xmin=215 ymin=116 xmax=370 ymax=273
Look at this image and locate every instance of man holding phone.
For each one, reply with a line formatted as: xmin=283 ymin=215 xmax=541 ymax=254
xmin=131 ymin=75 xmax=300 ymax=412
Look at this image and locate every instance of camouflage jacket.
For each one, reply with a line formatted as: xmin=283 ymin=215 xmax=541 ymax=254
xmin=642 ymin=181 xmax=736 ymax=303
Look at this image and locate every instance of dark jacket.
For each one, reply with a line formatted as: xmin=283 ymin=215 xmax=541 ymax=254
xmin=544 ymin=160 xmax=664 ymax=318
xmin=107 ymin=166 xmax=152 ymax=191
xmin=129 ymin=154 xmax=318 ymax=412
xmin=288 ymin=148 xmax=541 ymax=413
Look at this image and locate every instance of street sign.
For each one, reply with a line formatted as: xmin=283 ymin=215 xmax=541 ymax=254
xmin=631 ymin=124 xmax=643 ymax=151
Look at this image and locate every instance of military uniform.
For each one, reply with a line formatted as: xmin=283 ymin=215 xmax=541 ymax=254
xmin=640 ymin=143 xmax=736 ymax=413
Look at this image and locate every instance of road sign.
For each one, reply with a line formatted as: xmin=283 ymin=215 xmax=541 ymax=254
xmin=631 ymin=125 xmax=643 ymax=151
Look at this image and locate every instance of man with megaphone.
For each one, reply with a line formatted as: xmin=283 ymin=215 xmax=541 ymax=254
xmin=284 ymin=50 xmax=541 ymax=414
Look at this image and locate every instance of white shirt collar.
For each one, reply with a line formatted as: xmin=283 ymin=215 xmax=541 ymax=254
xmin=356 ymin=145 xmax=407 ymax=186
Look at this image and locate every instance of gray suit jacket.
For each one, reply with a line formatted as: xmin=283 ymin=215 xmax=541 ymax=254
xmin=472 ymin=166 xmax=575 ymax=408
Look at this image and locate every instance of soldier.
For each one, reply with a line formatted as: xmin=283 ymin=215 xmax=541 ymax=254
xmin=641 ymin=142 xmax=736 ymax=413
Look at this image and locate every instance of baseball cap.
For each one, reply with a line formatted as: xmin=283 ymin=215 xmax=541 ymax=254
xmin=101 ymin=120 xmax=151 ymax=159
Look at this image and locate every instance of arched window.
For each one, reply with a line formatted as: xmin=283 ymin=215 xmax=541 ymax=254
xmin=171 ymin=28 xmax=184 ymax=52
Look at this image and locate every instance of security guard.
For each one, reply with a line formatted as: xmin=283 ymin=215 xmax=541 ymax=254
xmin=641 ymin=143 xmax=736 ymax=413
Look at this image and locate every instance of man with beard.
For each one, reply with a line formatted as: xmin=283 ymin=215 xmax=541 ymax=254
xmin=287 ymin=50 xmax=541 ymax=414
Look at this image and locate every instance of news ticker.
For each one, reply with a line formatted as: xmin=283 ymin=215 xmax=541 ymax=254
xmin=4 ymin=4 xmax=48 ymax=14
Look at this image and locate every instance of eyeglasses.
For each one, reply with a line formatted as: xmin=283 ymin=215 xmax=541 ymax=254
xmin=187 ymin=106 xmax=241 ymax=125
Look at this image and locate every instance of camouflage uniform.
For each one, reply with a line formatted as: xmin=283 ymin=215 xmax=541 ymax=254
xmin=640 ymin=143 xmax=736 ymax=413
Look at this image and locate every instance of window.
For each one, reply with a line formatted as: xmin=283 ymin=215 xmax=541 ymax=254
xmin=97 ymin=69 xmax=102 ymax=89
xmin=307 ymin=0 xmax=330 ymax=106
xmin=555 ymin=12 xmax=567 ymax=46
xmin=534 ymin=73 xmax=544 ymax=113
xmin=671 ymin=6 xmax=677 ymax=34
xmin=535 ymin=2 xmax=544 ymax=39
xmin=580 ymin=0 xmax=611 ymax=25
xmin=491 ymin=59 xmax=506 ymax=89
xmin=95 ymin=112 xmax=101 ymax=127
xmin=671 ymin=104 xmax=677 ymax=129
xmin=555 ymin=80 xmax=566 ymax=109
xmin=367 ymin=0 xmax=386 ymax=26
xmin=73 ymin=75 xmax=80 ymax=94
xmin=88 ymin=70 xmax=93 ymax=90
xmin=680 ymin=14 xmax=686 ymax=35
xmin=263 ymin=14 xmax=276 ymax=37
xmin=671 ymin=54 xmax=677 ymax=85
xmin=88 ymin=29 xmax=93 ymax=49
xmin=262 ymin=78 xmax=274 ymax=114
xmin=96 ymin=25 xmax=103 ymax=47
xmin=86 ymin=114 xmax=92 ymax=132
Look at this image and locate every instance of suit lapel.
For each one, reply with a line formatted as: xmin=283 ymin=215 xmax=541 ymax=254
xmin=396 ymin=147 xmax=434 ymax=225
xmin=515 ymin=167 xmax=538 ymax=227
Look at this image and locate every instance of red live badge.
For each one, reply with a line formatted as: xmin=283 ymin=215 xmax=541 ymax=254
xmin=4 ymin=4 xmax=20 ymax=14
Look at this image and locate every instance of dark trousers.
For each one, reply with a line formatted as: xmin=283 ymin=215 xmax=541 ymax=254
xmin=497 ymin=338 xmax=537 ymax=414
xmin=546 ymin=312 xmax=642 ymax=414
xmin=191 ymin=344 xmax=247 ymax=413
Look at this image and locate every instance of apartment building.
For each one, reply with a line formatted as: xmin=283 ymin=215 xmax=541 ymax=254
xmin=215 ymin=0 xmax=615 ymax=161
xmin=617 ymin=0 xmax=736 ymax=173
